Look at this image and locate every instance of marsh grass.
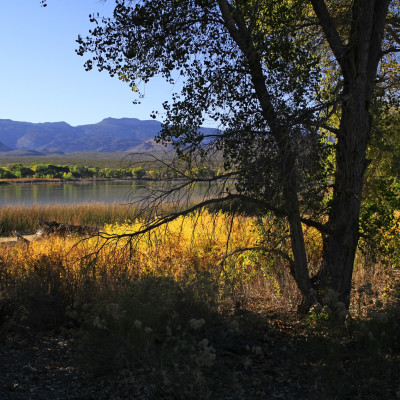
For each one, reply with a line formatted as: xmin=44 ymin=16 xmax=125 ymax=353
xmin=1 ymin=207 xmax=400 ymax=398
xmin=0 ymin=203 xmax=138 ymax=236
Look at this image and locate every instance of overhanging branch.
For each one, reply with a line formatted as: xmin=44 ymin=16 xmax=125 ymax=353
xmin=99 ymin=194 xmax=241 ymax=241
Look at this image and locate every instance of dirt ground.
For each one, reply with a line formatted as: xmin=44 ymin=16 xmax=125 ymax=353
xmin=1 ymin=317 xmax=400 ymax=400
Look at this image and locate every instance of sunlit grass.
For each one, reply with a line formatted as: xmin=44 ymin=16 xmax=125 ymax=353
xmin=1 ymin=211 xmax=260 ymax=287
xmin=0 ymin=210 xmax=291 ymax=325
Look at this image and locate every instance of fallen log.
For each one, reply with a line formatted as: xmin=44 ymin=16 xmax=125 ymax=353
xmin=0 ymin=231 xmax=31 ymax=248
xmin=12 ymin=231 xmax=31 ymax=245
xmin=37 ymin=219 xmax=100 ymax=238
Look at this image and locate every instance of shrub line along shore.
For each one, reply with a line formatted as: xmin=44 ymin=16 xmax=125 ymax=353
xmin=0 ymin=177 xmax=146 ymax=184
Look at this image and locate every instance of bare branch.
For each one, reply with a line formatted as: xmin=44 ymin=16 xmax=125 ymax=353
xmin=99 ymin=194 xmax=241 ymax=241
xmin=218 ymin=245 xmax=295 ymax=279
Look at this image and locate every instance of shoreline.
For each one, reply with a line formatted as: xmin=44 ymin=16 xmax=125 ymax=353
xmin=0 ymin=177 xmax=151 ymax=184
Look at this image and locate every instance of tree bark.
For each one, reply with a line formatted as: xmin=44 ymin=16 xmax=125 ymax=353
xmin=314 ymin=0 xmax=390 ymax=308
xmin=319 ymin=91 xmax=370 ymax=307
xmin=282 ymin=171 xmax=313 ymax=301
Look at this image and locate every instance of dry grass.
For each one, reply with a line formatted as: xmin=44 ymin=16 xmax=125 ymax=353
xmin=0 ymin=203 xmax=137 ymax=236
xmin=1 ymin=206 xmax=396 ymax=317
xmin=0 ymin=210 xmax=301 ymax=338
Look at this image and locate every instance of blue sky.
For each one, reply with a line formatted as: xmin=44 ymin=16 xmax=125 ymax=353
xmin=0 ymin=1 xmax=178 ymax=126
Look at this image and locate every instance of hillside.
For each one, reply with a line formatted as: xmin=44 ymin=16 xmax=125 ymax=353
xmin=0 ymin=141 xmax=12 ymax=152
xmin=0 ymin=118 xmax=217 ymax=154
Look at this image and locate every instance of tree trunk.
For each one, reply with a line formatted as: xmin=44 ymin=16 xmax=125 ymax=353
xmin=319 ymin=85 xmax=370 ymax=308
xmin=311 ymin=0 xmax=390 ymax=309
xmin=281 ymin=153 xmax=313 ymax=302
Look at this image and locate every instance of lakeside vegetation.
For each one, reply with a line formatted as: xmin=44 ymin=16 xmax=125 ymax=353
xmin=3 ymin=1 xmax=400 ymax=397
xmin=0 ymin=203 xmax=135 ymax=236
xmin=1 ymin=208 xmax=400 ymax=397
xmin=0 ymin=161 xmax=217 ymax=181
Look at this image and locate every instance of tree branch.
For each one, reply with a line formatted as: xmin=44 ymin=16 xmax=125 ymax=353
xmin=99 ymin=194 xmax=241 ymax=241
xmin=310 ymin=0 xmax=345 ymax=70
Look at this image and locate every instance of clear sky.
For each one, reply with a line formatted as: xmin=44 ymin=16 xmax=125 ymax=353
xmin=0 ymin=1 xmax=179 ymax=127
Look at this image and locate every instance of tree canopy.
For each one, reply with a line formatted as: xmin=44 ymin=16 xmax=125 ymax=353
xmin=77 ymin=0 xmax=400 ymax=310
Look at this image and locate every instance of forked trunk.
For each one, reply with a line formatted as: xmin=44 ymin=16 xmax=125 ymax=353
xmin=308 ymin=0 xmax=390 ymax=310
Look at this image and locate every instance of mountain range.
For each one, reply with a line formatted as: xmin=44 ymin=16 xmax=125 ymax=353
xmin=0 ymin=118 xmax=218 ymax=155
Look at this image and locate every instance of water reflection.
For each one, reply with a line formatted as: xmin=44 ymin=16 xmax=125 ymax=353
xmin=0 ymin=180 xmax=218 ymax=206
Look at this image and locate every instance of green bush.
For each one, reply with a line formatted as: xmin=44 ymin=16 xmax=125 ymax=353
xmin=0 ymin=168 xmax=16 ymax=179
xmin=132 ymin=167 xmax=146 ymax=179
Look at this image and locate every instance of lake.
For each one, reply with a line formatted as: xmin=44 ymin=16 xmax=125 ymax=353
xmin=0 ymin=180 xmax=219 ymax=206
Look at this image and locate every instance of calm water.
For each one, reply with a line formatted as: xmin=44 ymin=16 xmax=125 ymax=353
xmin=0 ymin=181 xmax=156 ymax=206
xmin=0 ymin=180 xmax=216 ymax=206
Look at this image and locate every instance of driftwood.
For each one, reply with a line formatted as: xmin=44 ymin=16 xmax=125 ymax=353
xmin=12 ymin=231 xmax=31 ymax=245
xmin=37 ymin=219 xmax=100 ymax=238
xmin=0 ymin=231 xmax=31 ymax=248
xmin=0 ymin=222 xmax=99 ymax=248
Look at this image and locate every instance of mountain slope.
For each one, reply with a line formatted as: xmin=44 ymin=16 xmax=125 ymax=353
xmin=0 ymin=118 xmax=218 ymax=154
xmin=0 ymin=118 xmax=161 ymax=153
xmin=0 ymin=141 xmax=12 ymax=152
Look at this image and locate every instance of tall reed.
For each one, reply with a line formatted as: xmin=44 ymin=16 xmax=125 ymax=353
xmin=0 ymin=203 xmax=137 ymax=236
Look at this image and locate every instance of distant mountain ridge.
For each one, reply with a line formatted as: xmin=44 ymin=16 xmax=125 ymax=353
xmin=0 ymin=118 xmax=216 ymax=154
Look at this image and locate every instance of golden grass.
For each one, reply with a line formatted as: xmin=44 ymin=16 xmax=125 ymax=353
xmin=1 ymin=212 xmax=255 ymax=287
xmin=0 ymin=207 xmax=396 ymax=319
xmin=0 ymin=210 xmax=302 ymax=317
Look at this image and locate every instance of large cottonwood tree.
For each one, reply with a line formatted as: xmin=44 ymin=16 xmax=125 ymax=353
xmin=77 ymin=0 xmax=398 ymax=309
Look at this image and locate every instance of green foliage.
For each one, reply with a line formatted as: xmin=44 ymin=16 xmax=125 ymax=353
xmin=62 ymin=172 xmax=74 ymax=179
xmin=69 ymin=164 xmax=90 ymax=178
xmin=359 ymin=101 xmax=400 ymax=266
xmin=132 ymin=167 xmax=146 ymax=179
xmin=0 ymin=168 xmax=16 ymax=179
xmin=0 ymin=163 xmax=146 ymax=180
xmin=7 ymin=163 xmax=32 ymax=178
xmin=185 ymin=166 xmax=215 ymax=179
xmin=31 ymin=163 xmax=70 ymax=178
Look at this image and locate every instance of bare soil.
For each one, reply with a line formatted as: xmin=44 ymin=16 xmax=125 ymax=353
xmin=1 ymin=315 xmax=400 ymax=400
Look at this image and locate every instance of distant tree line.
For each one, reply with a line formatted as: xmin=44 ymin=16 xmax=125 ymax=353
xmin=0 ymin=163 xmax=217 ymax=180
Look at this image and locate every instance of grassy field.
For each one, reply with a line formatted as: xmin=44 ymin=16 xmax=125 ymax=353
xmin=0 ymin=151 xmax=197 ymax=170
xmin=0 ymin=151 xmax=128 ymax=168
xmin=0 ymin=151 xmax=172 ymax=170
xmin=0 ymin=207 xmax=399 ymax=398
xmin=0 ymin=150 xmax=225 ymax=176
